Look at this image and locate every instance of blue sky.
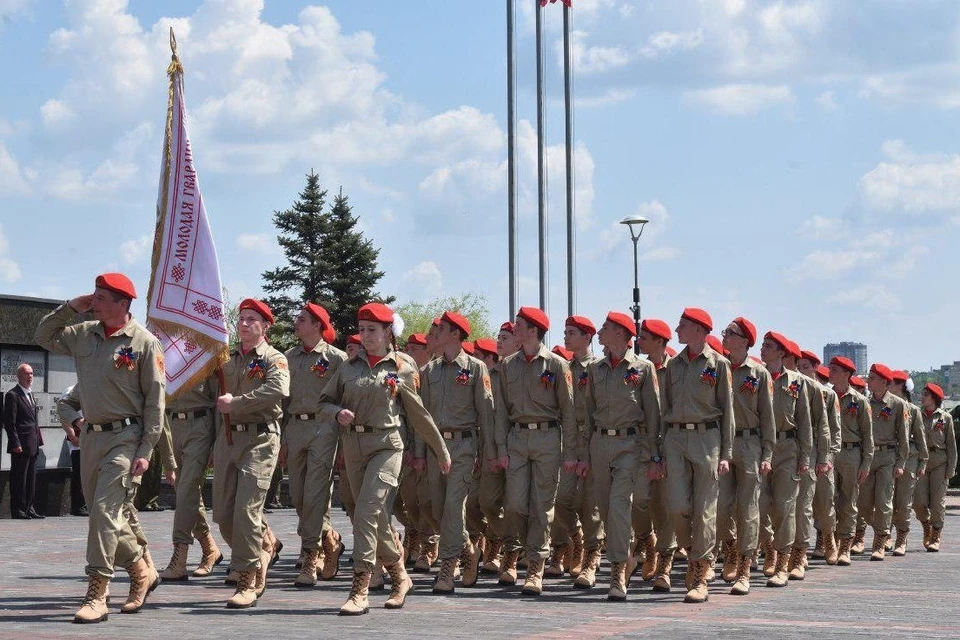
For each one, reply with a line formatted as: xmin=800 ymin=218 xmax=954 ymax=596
xmin=1 ymin=0 xmax=959 ymax=372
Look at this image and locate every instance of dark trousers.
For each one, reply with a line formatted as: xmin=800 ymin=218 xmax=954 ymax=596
xmin=70 ymin=449 xmax=85 ymax=512
xmin=9 ymin=452 xmax=38 ymax=515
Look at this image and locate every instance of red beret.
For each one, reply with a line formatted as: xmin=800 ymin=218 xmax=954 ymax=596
xmin=925 ymin=383 xmax=945 ymax=401
xmin=431 ymin=317 xmax=441 ymax=327
xmin=607 ymin=312 xmax=636 ymax=337
xmin=706 ymin=335 xmax=729 ymax=357
xmin=347 ymin=334 xmax=361 ymax=346
xmin=95 ymin=272 xmax=137 ymax=299
xmin=552 ymin=345 xmax=573 ymax=361
xmin=763 ymin=331 xmax=791 ymax=354
xmin=784 ymin=339 xmax=802 ymax=361
xmin=640 ymin=318 xmax=671 ymax=341
xmin=565 ymin=315 xmax=596 ymax=336
xmin=518 ymin=306 xmax=549 ymax=332
xmin=800 ymin=349 xmax=821 ymax=366
xmin=305 ymin=303 xmax=336 ymax=344
xmin=681 ymin=307 xmax=712 ymax=331
xmin=815 ymin=365 xmax=830 ymax=381
xmin=665 ymin=346 xmax=677 ymax=357
xmin=732 ymin=317 xmax=757 ymax=347
xmin=870 ymin=363 xmax=893 ymax=382
xmin=441 ymin=311 xmax=471 ymax=338
xmin=891 ymin=370 xmax=909 ymax=383
xmin=358 ymin=302 xmax=394 ymax=324
xmin=239 ymin=298 xmax=274 ymax=323
xmin=462 ymin=341 xmax=476 ymax=355
xmin=474 ymin=338 xmax=498 ymax=357
xmin=499 ymin=321 xmax=515 ymax=334
xmin=850 ymin=375 xmax=866 ymax=390
xmin=830 ymin=356 xmax=856 ymax=373
xmin=406 ymin=333 xmax=428 ymax=347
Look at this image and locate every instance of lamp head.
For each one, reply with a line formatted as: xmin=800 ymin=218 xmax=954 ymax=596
xmin=619 ymin=215 xmax=649 ymax=240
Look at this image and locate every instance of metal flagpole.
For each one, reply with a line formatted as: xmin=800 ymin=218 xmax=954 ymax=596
xmin=536 ymin=0 xmax=548 ymax=313
xmin=563 ymin=4 xmax=575 ymax=316
xmin=507 ymin=0 xmax=518 ymax=319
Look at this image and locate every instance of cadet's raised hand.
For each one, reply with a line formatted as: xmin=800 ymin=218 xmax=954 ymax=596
xmin=68 ymin=294 xmax=94 ymax=313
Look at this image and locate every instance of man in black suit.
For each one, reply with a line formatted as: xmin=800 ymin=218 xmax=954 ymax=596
xmin=4 ymin=363 xmax=44 ymax=519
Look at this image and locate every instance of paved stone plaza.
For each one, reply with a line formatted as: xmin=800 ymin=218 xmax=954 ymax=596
xmin=1 ymin=497 xmax=958 ymax=639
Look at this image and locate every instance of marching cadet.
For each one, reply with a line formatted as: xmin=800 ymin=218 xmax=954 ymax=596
xmin=853 ymin=364 xmax=909 ymax=561
xmin=159 ymin=377 xmax=223 ymax=581
xmin=36 ymin=273 xmax=165 ymax=623
xmin=282 ymin=303 xmax=347 ymax=587
xmin=336 ymin=334 xmax=364 ymax=523
xmin=827 ymin=357 xmax=873 ymax=566
xmin=345 ymin=334 xmax=363 ymax=359
xmin=213 ymin=299 xmax=289 ymax=609
xmin=583 ymin=311 xmax=660 ymax=601
xmin=914 ymin=383 xmax=957 ymax=551
xmin=319 ymin=302 xmax=451 ymax=616
xmin=412 ymin=318 xmax=443 ymax=573
xmin=396 ymin=332 xmax=430 ymax=565
xmin=757 ymin=332 xmax=812 ymax=588
xmin=889 ymin=370 xmax=928 ymax=556
xmin=850 ymin=375 xmax=867 ymax=393
xmin=469 ymin=337 xmax=500 ymax=568
xmin=419 ymin=311 xmax=494 ymax=593
xmin=651 ymin=308 xmax=734 ymax=604
xmin=493 ymin=306 xmax=577 ymax=596
xmin=718 ymin=317 xmax=775 ymax=595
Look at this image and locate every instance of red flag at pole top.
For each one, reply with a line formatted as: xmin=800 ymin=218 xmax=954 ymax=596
xmin=541 ymin=0 xmax=572 ymax=7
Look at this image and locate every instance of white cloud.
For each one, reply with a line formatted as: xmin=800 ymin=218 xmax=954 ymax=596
xmin=0 ymin=142 xmax=30 ymax=196
xmin=236 ymin=233 xmax=277 ymax=253
xmin=815 ymin=90 xmax=837 ymax=110
xmin=0 ymin=224 xmax=22 ymax=284
xmin=683 ymin=84 xmax=794 ymax=115
xmin=641 ymin=246 xmax=681 ymax=262
xmin=640 ymin=29 xmax=704 ymax=59
xmin=800 ymin=215 xmax=843 ymax=238
xmin=120 ymin=234 xmax=152 ymax=265
xmin=825 ymin=284 xmax=900 ymax=310
xmin=572 ymin=88 xmax=637 ymax=109
xmin=567 ymin=30 xmax=632 ymax=75
xmin=40 ymin=99 xmax=76 ymax=128
xmin=859 ymin=140 xmax=960 ymax=215
xmin=402 ymin=260 xmax=442 ymax=294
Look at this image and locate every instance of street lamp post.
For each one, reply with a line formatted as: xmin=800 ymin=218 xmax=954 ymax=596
xmin=620 ymin=215 xmax=649 ymax=354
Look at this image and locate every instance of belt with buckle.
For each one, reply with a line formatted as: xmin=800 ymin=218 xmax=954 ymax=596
xmin=930 ymin=445 xmax=946 ymax=451
xmin=737 ymin=428 xmax=760 ymax=437
xmin=87 ymin=417 xmax=138 ymax=433
xmin=168 ymin=409 xmax=209 ymax=421
xmin=515 ymin=421 xmax=559 ymax=431
xmin=875 ymin=443 xmax=898 ymax=451
xmin=841 ymin=441 xmax=861 ymax=450
xmin=231 ymin=422 xmax=276 ymax=434
xmin=441 ymin=429 xmax=475 ymax=441
xmin=670 ymin=421 xmax=719 ymax=431
xmin=291 ymin=413 xmax=317 ymax=421
xmin=776 ymin=429 xmax=796 ymax=441
xmin=347 ymin=424 xmax=397 ymax=434
xmin=595 ymin=426 xmax=637 ymax=437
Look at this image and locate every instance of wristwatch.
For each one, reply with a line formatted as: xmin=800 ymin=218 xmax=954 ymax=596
xmin=651 ymin=454 xmax=662 ymax=464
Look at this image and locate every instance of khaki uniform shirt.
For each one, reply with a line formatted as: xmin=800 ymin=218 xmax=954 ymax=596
xmin=482 ymin=369 xmax=502 ymax=460
xmin=905 ymin=402 xmax=930 ymax=473
xmin=284 ymin=340 xmax=347 ymax=442
xmin=494 ymin=343 xmax=577 ymax=462
xmin=836 ymin=386 xmax=874 ymax=472
xmin=730 ymin=356 xmax=776 ymax=466
xmin=869 ymin=391 xmax=910 ymax=471
xmin=36 ymin=305 xmax=165 ymax=461
xmin=658 ymin=344 xmax=735 ymax=461
xmin=167 ymin=377 xmax=218 ymax=412
xmin=802 ymin=375 xmax=835 ymax=466
xmin=571 ymin=353 xmax=596 ymax=461
xmin=420 ymin=349 xmax=494 ymax=437
xmin=584 ymin=349 xmax=660 ymax=453
xmin=221 ymin=340 xmax=289 ymax=426
xmin=770 ymin=368 xmax=813 ymax=469
xmin=922 ymin=407 xmax=958 ymax=475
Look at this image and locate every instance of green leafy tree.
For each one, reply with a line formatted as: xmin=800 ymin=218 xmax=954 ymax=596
xmin=394 ymin=293 xmax=492 ymax=346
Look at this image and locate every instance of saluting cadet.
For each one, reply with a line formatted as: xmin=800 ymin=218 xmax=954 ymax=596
xmin=36 ymin=273 xmax=165 ymax=623
xmin=827 ymin=357 xmax=873 ymax=566
xmin=718 ymin=317 xmax=774 ymax=595
xmin=583 ymin=312 xmax=660 ymax=601
xmin=757 ymin=332 xmax=813 ymax=588
xmin=854 ymin=364 xmax=909 ymax=561
xmin=493 ymin=306 xmax=577 ymax=596
xmin=914 ymin=383 xmax=957 ymax=552
xmin=319 ymin=302 xmax=451 ymax=616
xmin=282 ymin=303 xmax=347 ymax=587
xmin=889 ymin=370 xmax=929 ymax=556
xmin=652 ymin=308 xmax=734 ymax=604
xmin=419 ymin=312 xmax=494 ymax=593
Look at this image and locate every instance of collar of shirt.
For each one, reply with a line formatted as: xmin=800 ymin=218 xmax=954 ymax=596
xmin=441 ymin=349 xmax=470 ymax=369
xmin=94 ymin=316 xmax=137 ymax=339
xmin=600 ymin=349 xmax=640 ymax=371
xmin=519 ymin=343 xmax=551 ymax=364
xmin=233 ymin=339 xmax=269 ymax=358
xmin=679 ymin=344 xmax=716 ymax=369
xmin=17 ymin=384 xmax=32 ymax=397
xmin=574 ymin=352 xmax=593 ymax=368
xmin=301 ymin=340 xmax=327 ymax=355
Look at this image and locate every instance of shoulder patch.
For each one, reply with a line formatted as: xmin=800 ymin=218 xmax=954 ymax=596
xmin=482 ymin=374 xmax=492 ymax=392
xmin=156 ymin=353 xmax=165 ymax=376
xmin=276 ymin=360 xmax=288 ymax=371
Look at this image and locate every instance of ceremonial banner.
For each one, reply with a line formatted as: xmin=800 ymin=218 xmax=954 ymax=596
xmin=147 ymin=30 xmax=229 ymax=396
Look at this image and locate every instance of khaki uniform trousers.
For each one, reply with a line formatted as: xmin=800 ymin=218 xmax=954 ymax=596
xmin=287 ymin=418 xmax=339 ymax=550
xmin=586 ymin=432 xmax=640 ymax=564
xmin=80 ymin=424 xmax=146 ymax=578
xmin=429 ymin=434 xmax=478 ymax=559
xmin=892 ymin=450 xmax=921 ymax=532
xmin=170 ymin=414 xmax=215 ymax=545
xmin=812 ymin=468 xmax=836 ymax=540
xmin=416 ymin=469 xmax=440 ymax=544
xmin=479 ymin=465 xmax=506 ymax=541
xmin=338 ymin=468 xmax=355 ymax=520
xmin=914 ymin=449 xmax=950 ymax=528
xmin=465 ymin=465 xmax=485 ymax=538
xmin=857 ymin=448 xmax=896 ymax=536
xmin=833 ymin=447 xmax=862 ymax=538
xmin=503 ymin=427 xmax=561 ymax=561
xmin=717 ymin=433 xmax=762 ymax=555
xmin=342 ymin=428 xmax=404 ymax=572
xmin=662 ymin=426 xmax=720 ymax=562
xmin=759 ymin=438 xmax=800 ymax=553
xmin=794 ymin=468 xmax=817 ymax=549
xmin=213 ymin=428 xmax=280 ymax=571
xmin=393 ymin=463 xmax=416 ymax=529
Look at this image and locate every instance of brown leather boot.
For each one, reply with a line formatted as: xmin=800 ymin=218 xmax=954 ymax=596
xmin=870 ymin=532 xmax=889 ymax=561
xmin=295 ymin=548 xmax=306 ymax=569
xmin=461 ymin=539 xmax=482 ymax=587
xmin=521 ymin=557 xmax=545 ymax=596
xmin=73 ymin=574 xmax=110 ymax=624
xmin=629 ymin=536 xmax=646 ymax=578
xmin=921 ymin=521 xmax=932 ymax=549
xmin=821 ymin=530 xmax=837 ymax=565
xmin=721 ymin=540 xmax=738 ymax=583
xmin=608 ymin=561 xmax=627 ymax=602
xmin=836 ymin=537 xmax=853 ymax=566
xmin=224 ymin=568 xmax=239 ymax=586
xmin=851 ymin=528 xmax=866 ymax=554
xmin=193 ymin=532 xmax=224 ymax=577
xmin=641 ymin=533 xmax=659 ymax=581
xmin=573 ymin=549 xmax=601 ymax=589
xmin=321 ymin=529 xmax=345 ymax=580
xmin=338 ymin=571 xmax=371 ymax=616
xmin=160 ymin=543 xmax=190 ymax=581
xmin=255 ymin=544 xmax=272 ymax=598
xmin=544 ymin=544 xmax=567 ymax=577
xmin=674 ymin=546 xmax=689 ymax=561
xmin=684 ymin=559 xmax=709 ymax=603
xmin=413 ymin=539 xmax=438 ymax=573
xmin=730 ymin=551 xmax=751 ymax=596
xmin=928 ymin=527 xmax=942 ymax=552
xmin=369 ymin=562 xmax=386 ymax=591
xmin=294 ymin=548 xmax=321 ymax=587
xmin=404 ymin=528 xmax=421 ymax=567
xmin=569 ymin=528 xmax=585 ymax=577
xmin=498 ymin=549 xmax=520 ymax=585
xmin=384 ymin=560 xmax=413 ymax=609
xmin=812 ymin=530 xmax=825 ymax=559
xmin=766 ymin=549 xmax=790 ymax=587
xmin=121 ymin=557 xmax=159 ymax=614
xmin=787 ymin=546 xmax=807 ymax=580
xmin=762 ymin=541 xmax=777 ymax=578
xmin=432 ymin=556 xmax=459 ymax=594
xmin=482 ymin=537 xmax=502 ymax=574
xmin=226 ymin=569 xmax=258 ymax=609
xmin=892 ymin=528 xmax=908 ymax=556
xmin=651 ymin=553 xmax=673 ymax=593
